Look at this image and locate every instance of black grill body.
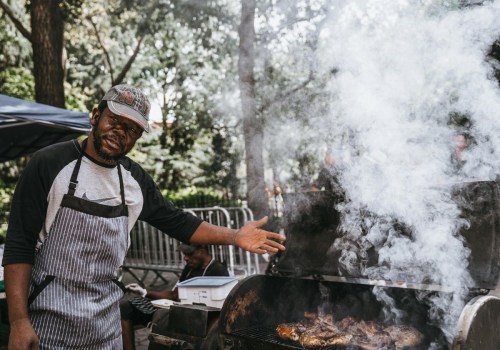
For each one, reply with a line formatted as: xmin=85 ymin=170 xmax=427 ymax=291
xmin=148 ymin=305 xmax=221 ymax=350
xmin=219 ymin=275 xmax=446 ymax=349
xmin=219 ymin=181 xmax=500 ymax=350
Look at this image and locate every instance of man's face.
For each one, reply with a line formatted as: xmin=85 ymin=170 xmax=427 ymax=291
xmin=183 ymin=249 xmax=206 ymax=269
xmin=90 ymin=108 xmax=143 ymax=162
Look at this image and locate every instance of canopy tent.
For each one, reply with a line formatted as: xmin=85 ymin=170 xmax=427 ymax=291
xmin=0 ymin=94 xmax=90 ymax=162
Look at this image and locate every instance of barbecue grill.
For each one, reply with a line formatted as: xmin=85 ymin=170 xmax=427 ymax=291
xmin=218 ymin=181 xmax=500 ymax=349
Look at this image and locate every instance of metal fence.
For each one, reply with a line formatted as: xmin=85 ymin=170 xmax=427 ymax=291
xmin=122 ymin=206 xmax=261 ymax=286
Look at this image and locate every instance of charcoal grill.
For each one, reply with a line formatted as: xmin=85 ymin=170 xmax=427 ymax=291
xmin=219 ymin=181 xmax=500 ymax=350
xmin=148 ymin=304 xmax=221 ymax=350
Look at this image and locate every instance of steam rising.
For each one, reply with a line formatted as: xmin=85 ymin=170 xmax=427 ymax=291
xmin=314 ymin=0 xmax=500 ymax=341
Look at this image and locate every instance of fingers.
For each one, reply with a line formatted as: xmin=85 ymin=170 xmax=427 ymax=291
xmin=251 ymin=240 xmax=285 ymax=254
xmin=265 ymin=239 xmax=285 ymax=251
xmin=261 ymin=243 xmax=280 ymax=253
xmin=266 ymin=232 xmax=286 ymax=242
xmin=252 ymin=247 xmax=267 ymax=254
xmin=253 ymin=216 xmax=269 ymax=227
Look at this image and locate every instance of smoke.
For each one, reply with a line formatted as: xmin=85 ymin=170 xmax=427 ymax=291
xmin=315 ymin=0 xmax=500 ymax=341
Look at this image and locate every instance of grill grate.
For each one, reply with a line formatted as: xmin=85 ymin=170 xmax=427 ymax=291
xmin=230 ymin=326 xmax=352 ymax=350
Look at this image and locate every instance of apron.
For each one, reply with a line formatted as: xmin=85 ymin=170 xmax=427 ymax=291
xmin=29 ymin=140 xmax=129 ymax=349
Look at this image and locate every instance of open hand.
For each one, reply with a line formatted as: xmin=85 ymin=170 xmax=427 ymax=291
xmin=234 ymin=216 xmax=286 ymax=254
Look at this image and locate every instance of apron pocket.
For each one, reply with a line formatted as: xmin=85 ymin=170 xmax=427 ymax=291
xmin=28 ymin=275 xmax=55 ymax=306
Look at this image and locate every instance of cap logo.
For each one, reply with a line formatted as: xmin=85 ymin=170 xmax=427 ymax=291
xmin=119 ymin=91 xmax=135 ymax=106
xmin=143 ymin=103 xmax=150 ymax=116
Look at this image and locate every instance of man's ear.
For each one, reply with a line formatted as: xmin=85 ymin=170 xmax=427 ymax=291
xmin=90 ymin=108 xmax=99 ymax=127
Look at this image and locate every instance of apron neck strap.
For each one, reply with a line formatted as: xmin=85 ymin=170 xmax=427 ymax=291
xmin=117 ymin=162 xmax=126 ymax=204
xmin=68 ymin=139 xmax=86 ymax=196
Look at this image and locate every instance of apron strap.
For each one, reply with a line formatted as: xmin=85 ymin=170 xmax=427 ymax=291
xmin=68 ymin=139 xmax=86 ymax=196
xmin=117 ymin=163 xmax=126 ymax=205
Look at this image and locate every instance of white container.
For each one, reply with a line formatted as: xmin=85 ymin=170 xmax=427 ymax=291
xmin=177 ymin=276 xmax=238 ymax=308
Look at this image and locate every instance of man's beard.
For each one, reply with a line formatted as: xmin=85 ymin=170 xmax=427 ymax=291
xmin=92 ymin=121 xmax=125 ymax=162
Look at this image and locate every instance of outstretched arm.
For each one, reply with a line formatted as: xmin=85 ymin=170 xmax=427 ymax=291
xmin=189 ymin=216 xmax=285 ymax=254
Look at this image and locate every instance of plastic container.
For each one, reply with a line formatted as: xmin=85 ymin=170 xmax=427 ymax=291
xmin=177 ymin=276 xmax=238 ymax=308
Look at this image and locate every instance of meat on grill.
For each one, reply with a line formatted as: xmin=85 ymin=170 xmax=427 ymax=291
xmin=276 ymin=322 xmax=308 ymax=342
xmin=385 ymin=325 xmax=425 ymax=348
xmin=276 ymin=313 xmax=423 ymax=349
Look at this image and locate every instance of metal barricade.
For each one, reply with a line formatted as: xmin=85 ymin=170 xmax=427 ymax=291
xmin=224 ymin=207 xmax=261 ymax=276
xmin=184 ymin=207 xmax=236 ymax=276
xmin=122 ymin=220 xmax=185 ymax=285
xmin=122 ymin=206 xmax=260 ymax=285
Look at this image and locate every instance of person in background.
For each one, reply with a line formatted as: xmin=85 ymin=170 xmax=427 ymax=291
xmin=452 ymin=132 xmax=472 ymax=172
xmin=312 ymin=147 xmax=345 ymax=199
xmin=120 ymin=244 xmax=228 ymax=350
xmin=270 ymin=182 xmax=284 ymax=219
xmin=265 ymin=182 xmax=284 ymax=234
xmin=2 ymin=84 xmax=285 ymax=350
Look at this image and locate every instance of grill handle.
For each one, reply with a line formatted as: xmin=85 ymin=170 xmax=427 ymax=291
xmin=148 ymin=333 xmax=194 ymax=349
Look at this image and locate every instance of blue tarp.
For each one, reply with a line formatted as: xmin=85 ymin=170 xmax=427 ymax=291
xmin=0 ymin=94 xmax=90 ymax=161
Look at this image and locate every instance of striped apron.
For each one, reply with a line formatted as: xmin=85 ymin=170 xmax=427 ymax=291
xmin=29 ymin=141 xmax=128 ymax=349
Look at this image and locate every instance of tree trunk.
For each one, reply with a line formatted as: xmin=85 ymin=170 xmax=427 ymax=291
xmin=238 ymin=0 xmax=268 ymax=220
xmin=30 ymin=0 xmax=65 ymax=107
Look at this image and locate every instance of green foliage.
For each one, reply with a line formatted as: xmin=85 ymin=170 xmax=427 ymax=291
xmin=0 ymin=0 xmax=336 ymax=214
xmin=0 ymin=1 xmax=31 ymax=69
xmin=198 ymin=127 xmax=241 ymax=196
xmin=0 ymin=156 xmax=30 ymax=238
xmin=162 ymin=186 xmax=241 ymax=208
xmin=0 ymin=186 xmax=15 ymax=238
xmin=0 ymin=66 xmax=34 ymax=99
xmin=64 ymin=81 xmax=89 ymax=111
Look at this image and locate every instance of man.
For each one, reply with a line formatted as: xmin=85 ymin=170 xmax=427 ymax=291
xmin=313 ymin=147 xmax=345 ymax=199
xmin=452 ymin=132 xmax=472 ymax=172
xmin=2 ymin=85 xmax=285 ymax=349
xmin=120 ymin=244 xmax=229 ymax=350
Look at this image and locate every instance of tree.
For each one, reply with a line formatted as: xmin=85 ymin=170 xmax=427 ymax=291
xmin=0 ymin=0 xmax=69 ymax=106
xmin=30 ymin=0 xmax=66 ymax=106
xmin=0 ymin=0 xmax=148 ymax=107
xmin=238 ymin=0 xmax=268 ymax=219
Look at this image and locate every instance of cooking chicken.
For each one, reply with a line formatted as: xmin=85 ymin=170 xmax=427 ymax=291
xmin=276 ymin=322 xmax=308 ymax=342
xmin=385 ymin=325 xmax=425 ymax=348
xmin=276 ymin=312 xmax=424 ymax=349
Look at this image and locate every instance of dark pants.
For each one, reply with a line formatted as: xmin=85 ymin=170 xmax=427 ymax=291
xmin=119 ymin=296 xmax=157 ymax=326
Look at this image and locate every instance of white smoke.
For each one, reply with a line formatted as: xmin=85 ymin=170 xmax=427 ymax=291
xmin=316 ymin=0 xmax=500 ymax=341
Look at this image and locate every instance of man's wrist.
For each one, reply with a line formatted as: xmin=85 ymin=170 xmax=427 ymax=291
xmin=9 ymin=316 xmax=32 ymax=328
xmin=231 ymin=230 xmax=238 ymax=246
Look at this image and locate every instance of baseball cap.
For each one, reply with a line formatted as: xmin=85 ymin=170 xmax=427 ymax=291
xmin=177 ymin=244 xmax=208 ymax=255
xmin=101 ymin=84 xmax=151 ymax=132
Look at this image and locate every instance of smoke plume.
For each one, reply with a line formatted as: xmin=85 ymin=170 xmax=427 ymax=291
xmin=315 ymin=0 xmax=500 ymax=340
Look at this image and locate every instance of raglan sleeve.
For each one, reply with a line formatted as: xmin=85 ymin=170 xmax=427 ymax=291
xmin=135 ymin=166 xmax=203 ymax=243
xmin=2 ymin=152 xmax=51 ymax=266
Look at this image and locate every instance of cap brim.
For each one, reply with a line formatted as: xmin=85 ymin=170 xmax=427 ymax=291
xmin=176 ymin=244 xmax=195 ymax=254
xmin=107 ymin=100 xmax=150 ymax=133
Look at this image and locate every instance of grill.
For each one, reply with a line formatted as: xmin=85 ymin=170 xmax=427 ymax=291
xmin=219 ymin=181 xmax=500 ymax=350
xmin=230 ymin=326 xmax=424 ymax=350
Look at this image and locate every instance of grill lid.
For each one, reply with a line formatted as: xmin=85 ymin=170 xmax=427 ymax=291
xmin=274 ymin=181 xmax=500 ymax=290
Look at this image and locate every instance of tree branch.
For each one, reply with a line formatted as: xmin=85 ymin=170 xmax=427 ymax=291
xmin=0 ymin=0 xmax=32 ymax=43
xmin=87 ymin=16 xmax=114 ymax=83
xmin=259 ymin=71 xmax=315 ymax=114
xmin=112 ymin=34 xmax=145 ymax=86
